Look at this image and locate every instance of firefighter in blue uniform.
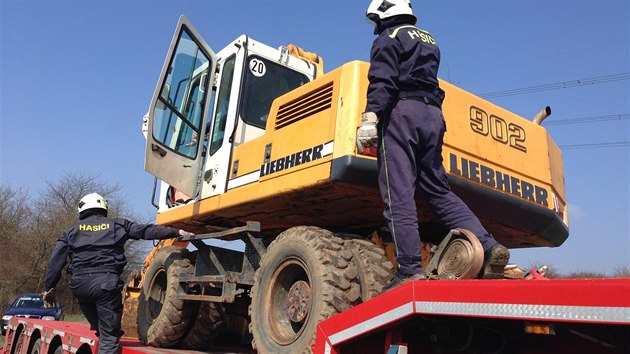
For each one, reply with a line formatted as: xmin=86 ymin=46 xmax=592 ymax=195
xmin=43 ymin=193 xmax=194 ymax=354
xmin=359 ymin=0 xmax=510 ymax=291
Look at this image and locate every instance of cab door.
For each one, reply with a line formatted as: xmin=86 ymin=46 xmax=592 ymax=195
xmin=144 ymin=16 xmax=217 ymax=198
xmin=202 ymin=40 xmax=246 ymax=198
xmin=201 ymin=38 xmax=315 ymax=198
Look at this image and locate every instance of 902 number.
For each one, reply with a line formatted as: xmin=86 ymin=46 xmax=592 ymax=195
xmin=469 ymin=106 xmax=527 ymax=152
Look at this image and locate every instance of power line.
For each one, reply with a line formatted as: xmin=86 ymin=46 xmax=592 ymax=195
xmin=548 ymin=113 xmax=629 ymax=150
xmin=559 ymin=141 xmax=630 ymax=150
xmin=480 ymin=73 xmax=630 ymax=98
xmin=545 ymin=113 xmax=630 ymax=126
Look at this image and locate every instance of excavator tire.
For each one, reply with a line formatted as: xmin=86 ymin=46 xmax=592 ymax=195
xmin=179 ymin=301 xmax=225 ymax=349
xmin=344 ymin=238 xmax=395 ymax=302
xmin=249 ymin=226 xmax=360 ymax=354
xmin=217 ymin=313 xmax=252 ymax=346
xmin=137 ymin=246 xmax=196 ymax=347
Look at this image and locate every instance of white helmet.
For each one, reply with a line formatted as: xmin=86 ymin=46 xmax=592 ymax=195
xmin=366 ymin=0 xmax=415 ymax=22
xmin=78 ymin=193 xmax=108 ymax=213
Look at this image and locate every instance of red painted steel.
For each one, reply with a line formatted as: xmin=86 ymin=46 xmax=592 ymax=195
xmin=1 ymin=318 xmax=96 ymax=354
xmin=313 ymin=278 xmax=630 ymax=353
xmin=1 ymin=318 xmax=253 ymax=354
xmin=3 ymin=279 xmax=629 ymax=354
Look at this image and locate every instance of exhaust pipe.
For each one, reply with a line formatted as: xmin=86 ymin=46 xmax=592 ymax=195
xmin=532 ymin=106 xmax=551 ymax=125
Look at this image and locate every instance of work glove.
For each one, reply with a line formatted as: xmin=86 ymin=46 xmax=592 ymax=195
xmin=42 ymin=288 xmax=56 ymax=309
xmin=178 ymin=229 xmax=195 ymax=238
xmin=356 ymin=112 xmax=379 ymax=153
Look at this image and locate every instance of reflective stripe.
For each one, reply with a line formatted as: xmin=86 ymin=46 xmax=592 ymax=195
xmin=53 ymin=329 xmax=65 ymax=336
xmin=415 ymin=301 xmax=630 ymax=324
xmin=381 ymin=117 xmax=399 ymax=259
xmin=321 ymin=140 xmax=334 ymax=156
xmin=228 ymin=140 xmax=334 ymax=190
xmin=80 ymin=336 xmax=95 ymax=345
xmin=328 ymin=303 xmax=414 ymax=345
xmin=388 ymin=25 xmax=419 ymax=38
xmin=325 ymin=342 xmax=332 ymax=354
xmin=325 ymin=300 xmax=630 ymax=350
xmin=227 ymin=170 xmax=260 ymax=190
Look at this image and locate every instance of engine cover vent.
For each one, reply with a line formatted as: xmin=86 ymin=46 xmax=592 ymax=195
xmin=275 ymin=82 xmax=333 ymax=130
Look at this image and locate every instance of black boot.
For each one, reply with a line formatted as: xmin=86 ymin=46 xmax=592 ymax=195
xmin=382 ymin=272 xmax=427 ymax=293
xmin=481 ymin=244 xmax=510 ymax=279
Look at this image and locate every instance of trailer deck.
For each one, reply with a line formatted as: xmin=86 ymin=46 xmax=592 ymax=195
xmin=3 ymin=278 xmax=629 ymax=354
xmin=313 ymin=278 xmax=630 ymax=353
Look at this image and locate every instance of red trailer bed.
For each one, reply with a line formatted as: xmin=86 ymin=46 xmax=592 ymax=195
xmin=3 ymin=278 xmax=629 ymax=354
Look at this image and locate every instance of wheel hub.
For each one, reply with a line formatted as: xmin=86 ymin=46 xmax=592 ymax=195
xmin=287 ymin=280 xmax=312 ymax=323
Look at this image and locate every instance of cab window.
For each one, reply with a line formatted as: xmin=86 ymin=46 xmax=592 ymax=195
xmin=209 ymin=55 xmax=237 ymax=156
xmin=152 ymin=29 xmax=211 ymax=159
xmin=241 ymin=56 xmax=309 ymax=129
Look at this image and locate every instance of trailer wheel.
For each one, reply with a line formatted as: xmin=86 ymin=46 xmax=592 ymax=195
xmin=29 ymin=338 xmax=41 ymax=354
xmin=344 ymin=238 xmax=394 ymax=301
xmin=180 ymin=301 xmax=225 ymax=349
xmin=11 ymin=328 xmax=26 ymax=354
xmin=137 ymin=246 xmax=196 ymax=347
xmin=249 ymin=226 xmax=360 ymax=354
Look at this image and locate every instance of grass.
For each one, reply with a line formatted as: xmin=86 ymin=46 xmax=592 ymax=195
xmin=0 ymin=313 xmax=86 ymax=348
xmin=63 ymin=313 xmax=87 ymax=322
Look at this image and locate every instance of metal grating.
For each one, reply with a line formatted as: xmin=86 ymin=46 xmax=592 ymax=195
xmin=275 ymin=82 xmax=333 ymax=130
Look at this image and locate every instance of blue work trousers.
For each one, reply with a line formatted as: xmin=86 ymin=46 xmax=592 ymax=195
xmin=378 ymin=99 xmax=498 ymax=275
xmin=70 ymin=273 xmax=123 ymax=354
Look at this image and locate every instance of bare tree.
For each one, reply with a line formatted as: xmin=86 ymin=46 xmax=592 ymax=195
xmin=0 ymin=173 xmax=147 ymax=313
xmin=0 ymin=186 xmax=31 ymax=236
xmin=613 ymin=267 xmax=630 ymax=278
xmin=0 ymin=186 xmax=35 ymax=306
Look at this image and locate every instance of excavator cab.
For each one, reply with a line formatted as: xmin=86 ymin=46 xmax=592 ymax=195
xmin=145 ymin=16 xmax=318 ymax=207
xmin=126 ymin=16 xmax=325 ymax=343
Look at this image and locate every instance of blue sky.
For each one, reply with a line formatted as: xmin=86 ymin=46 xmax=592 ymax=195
xmin=1 ymin=0 xmax=628 ymax=275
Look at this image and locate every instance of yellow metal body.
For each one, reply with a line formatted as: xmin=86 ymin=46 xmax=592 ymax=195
xmin=152 ymin=60 xmax=567 ymax=249
xmin=123 ymin=59 xmax=568 ymax=339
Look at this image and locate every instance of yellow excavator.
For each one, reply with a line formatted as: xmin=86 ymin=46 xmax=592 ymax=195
xmin=121 ymin=16 xmax=568 ymax=354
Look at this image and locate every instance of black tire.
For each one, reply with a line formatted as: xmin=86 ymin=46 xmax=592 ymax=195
xmin=29 ymin=338 xmax=42 ymax=354
xmin=345 ymin=238 xmax=394 ymax=301
xmin=217 ymin=313 xmax=251 ymax=346
xmin=137 ymin=246 xmax=197 ymax=347
xmin=249 ymin=226 xmax=360 ymax=354
xmin=179 ymin=301 xmax=224 ymax=349
xmin=11 ymin=330 xmax=25 ymax=354
xmin=76 ymin=344 xmax=93 ymax=354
